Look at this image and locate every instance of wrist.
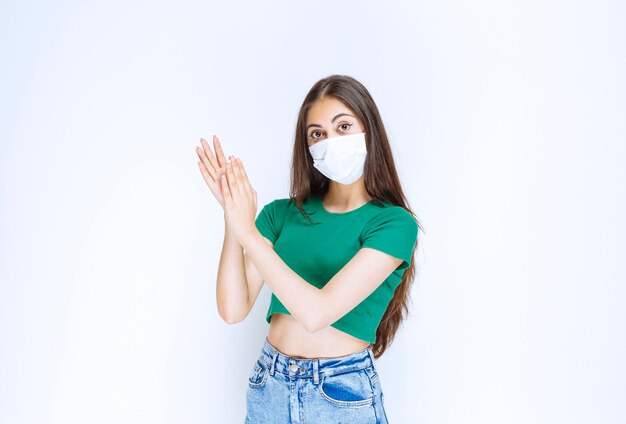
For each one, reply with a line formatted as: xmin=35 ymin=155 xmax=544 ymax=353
xmin=240 ymin=228 xmax=261 ymax=252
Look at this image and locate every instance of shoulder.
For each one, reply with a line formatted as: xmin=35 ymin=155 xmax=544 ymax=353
xmin=260 ymin=197 xmax=293 ymax=214
xmin=369 ymin=202 xmax=417 ymax=227
xmin=269 ymin=197 xmax=293 ymax=208
xmin=359 ymin=202 xmax=419 ymax=270
xmin=273 ymin=197 xmax=293 ymax=207
xmin=361 ymin=202 xmax=419 ymax=241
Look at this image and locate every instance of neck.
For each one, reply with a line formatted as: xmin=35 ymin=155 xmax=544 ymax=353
xmin=323 ymin=179 xmax=372 ymax=209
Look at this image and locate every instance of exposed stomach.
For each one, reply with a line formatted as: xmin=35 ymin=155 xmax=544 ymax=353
xmin=267 ymin=312 xmax=371 ymax=359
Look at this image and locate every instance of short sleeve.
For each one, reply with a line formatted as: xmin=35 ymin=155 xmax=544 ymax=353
xmin=255 ymin=200 xmax=278 ymax=244
xmin=360 ymin=207 xmax=418 ymax=271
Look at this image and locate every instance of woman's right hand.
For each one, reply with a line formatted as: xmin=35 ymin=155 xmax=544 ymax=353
xmin=196 ymin=135 xmax=229 ymax=210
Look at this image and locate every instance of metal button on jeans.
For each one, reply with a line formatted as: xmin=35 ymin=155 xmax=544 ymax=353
xmin=289 ymin=363 xmax=299 ymax=372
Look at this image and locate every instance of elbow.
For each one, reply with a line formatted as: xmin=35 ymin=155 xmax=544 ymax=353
xmin=221 ymin=312 xmax=244 ymax=325
xmin=303 ymin=294 xmax=329 ymax=333
xmin=218 ymin=305 xmax=246 ymax=324
xmin=304 ymin=315 xmax=326 ymax=334
xmin=216 ymin=297 xmax=249 ymax=325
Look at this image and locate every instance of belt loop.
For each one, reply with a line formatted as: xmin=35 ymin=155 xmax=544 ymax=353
xmin=366 ymin=344 xmax=376 ymax=367
xmin=313 ymin=358 xmax=319 ymax=385
xmin=269 ymin=350 xmax=278 ymax=376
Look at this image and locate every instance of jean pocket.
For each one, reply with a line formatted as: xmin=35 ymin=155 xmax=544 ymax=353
xmin=248 ymin=358 xmax=269 ymax=389
xmin=318 ymin=369 xmax=374 ymax=407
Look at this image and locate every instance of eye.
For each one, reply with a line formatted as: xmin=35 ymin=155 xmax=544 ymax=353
xmin=339 ymin=122 xmax=353 ymax=132
xmin=310 ymin=130 xmax=323 ymax=139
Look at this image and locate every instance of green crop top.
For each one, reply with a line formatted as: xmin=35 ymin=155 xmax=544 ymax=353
xmin=254 ymin=194 xmax=419 ymax=343
xmin=251 ymin=196 xmax=418 ymax=343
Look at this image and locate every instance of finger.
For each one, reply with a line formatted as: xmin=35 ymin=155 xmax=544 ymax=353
xmin=231 ymin=156 xmax=247 ymax=195
xmin=220 ymin=174 xmax=231 ymax=206
xmin=197 ymin=160 xmax=215 ymax=188
xmin=225 ymin=160 xmax=240 ymax=199
xmin=196 ymin=139 xmax=219 ymax=181
xmin=234 ymin=157 xmax=253 ymax=199
xmin=213 ymin=135 xmax=228 ymax=169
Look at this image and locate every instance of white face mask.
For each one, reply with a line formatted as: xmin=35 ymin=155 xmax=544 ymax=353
xmin=308 ymin=132 xmax=368 ymax=185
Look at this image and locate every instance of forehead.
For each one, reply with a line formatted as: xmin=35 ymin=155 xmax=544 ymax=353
xmin=306 ymin=97 xmax=355 ymax=124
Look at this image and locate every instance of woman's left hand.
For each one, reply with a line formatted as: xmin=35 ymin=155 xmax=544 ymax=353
xmin=221 ymin=155 xmax=259 ymax=247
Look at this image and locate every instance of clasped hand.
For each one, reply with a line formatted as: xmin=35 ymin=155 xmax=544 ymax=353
xmin=196 ymin=135 xmax=259 ymax=247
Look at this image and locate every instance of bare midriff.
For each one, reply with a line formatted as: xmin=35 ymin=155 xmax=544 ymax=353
xmin=266 ymin=312 xmax=371 ymax=359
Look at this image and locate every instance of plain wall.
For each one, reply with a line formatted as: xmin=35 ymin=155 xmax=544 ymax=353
xmin=1 ymin=0 xmax=624 ymax=423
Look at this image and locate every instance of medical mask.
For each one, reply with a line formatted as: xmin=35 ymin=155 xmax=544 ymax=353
xmin=308 ymin=132 xmax=367 ymax=185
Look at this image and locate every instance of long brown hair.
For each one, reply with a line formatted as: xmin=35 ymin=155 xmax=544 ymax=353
xmin=287 ymin=74 xmax=424 ymax=359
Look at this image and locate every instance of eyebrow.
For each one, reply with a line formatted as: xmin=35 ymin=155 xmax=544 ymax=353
xmin=306 ymin=113 xmax=355 ymax=132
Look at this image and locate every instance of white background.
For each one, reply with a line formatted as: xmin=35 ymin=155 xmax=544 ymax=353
xmin=1 ymin=0 xmax=625 ymax=423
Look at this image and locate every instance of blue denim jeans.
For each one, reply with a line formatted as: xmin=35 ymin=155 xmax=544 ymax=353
xmin=245 ymin=337 xmax=389 ymax=423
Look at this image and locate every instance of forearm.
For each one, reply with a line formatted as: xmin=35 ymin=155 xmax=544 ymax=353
xmin=216 ymin=217 xmax=250 ymax=323
xmin=241 ymin=229 xmax=323 ymax=332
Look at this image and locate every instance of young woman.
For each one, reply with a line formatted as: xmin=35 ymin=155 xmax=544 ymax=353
xmin=195 ymin=74 xmax=422 ymax=423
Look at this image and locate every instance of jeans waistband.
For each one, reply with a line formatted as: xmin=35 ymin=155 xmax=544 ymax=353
xmin=259 ymin=337 xmax=376 ymax=384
